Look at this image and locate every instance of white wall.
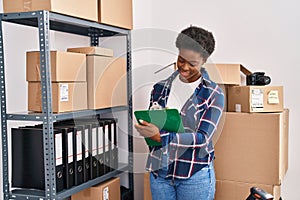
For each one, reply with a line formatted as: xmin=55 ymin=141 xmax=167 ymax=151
xmin=132 ymin=0 xmax=300 ymax=199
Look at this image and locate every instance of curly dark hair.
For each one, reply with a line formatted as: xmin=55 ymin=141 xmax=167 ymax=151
xmin=175 ymin=26 xmax=215 ymax=60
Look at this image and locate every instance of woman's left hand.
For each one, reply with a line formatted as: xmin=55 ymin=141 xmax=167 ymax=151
xmin=134 ymin=120 xmax=161 ymax=143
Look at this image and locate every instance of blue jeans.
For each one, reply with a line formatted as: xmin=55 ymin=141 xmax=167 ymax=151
xmin=150 ymin=163 xmax=216 ymax=200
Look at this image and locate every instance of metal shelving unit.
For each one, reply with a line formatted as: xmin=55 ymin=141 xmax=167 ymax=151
xmin=0 ymin=10 xmax=133 ymax=200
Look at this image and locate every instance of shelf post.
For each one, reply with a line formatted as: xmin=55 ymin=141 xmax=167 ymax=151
xmin=126 ymin=31 xmax=134 ymax=199
xmin=37 ymin=10 xmax=57 ymax=199
xmin=0 ymin=13 xmax=10 ymax=200
xmin=89 ymin=28 xmax=100 ymax=46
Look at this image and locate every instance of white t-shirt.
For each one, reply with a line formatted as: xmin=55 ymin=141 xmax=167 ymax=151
xmin=167 ymin=75 xmax=202 ymax=110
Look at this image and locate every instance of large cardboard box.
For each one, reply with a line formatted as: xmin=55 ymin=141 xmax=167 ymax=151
xmin=87 ymin=56 xmax=127 ymax=109
xmin=215 ymin=180 xmax=281 ymax=200
xmin=26 ymin=51 xmax=86 ymax=82
xmin=71 ymin=177 xmax=120 ymax=200
xmin=228 ymin=86 xmax=284 ymax=112
xmin=67 ymin=46 xmax=113 ymax=57
xmin=144 ymin=172 xmax=152 ymax=200
xmin=214 ymin=110 xmax=289 ymax=185
xmin=204 ymin=63 xmax=251 ymax=85
xmin=3 ymin=0 xmax=98 ymax=21
xmin=28 ymin=82 xmax=88 ymax=113
xmin=98 ymin=0 xmax=133 ymax=29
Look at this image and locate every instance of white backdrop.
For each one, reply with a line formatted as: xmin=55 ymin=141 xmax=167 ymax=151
xmin=132 ymin=0 xmax=300 ymax=199
xmin=0 ymin=0 xmax=299 ymax=199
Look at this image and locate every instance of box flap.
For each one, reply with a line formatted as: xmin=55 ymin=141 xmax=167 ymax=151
xmin=204 ymin=63 xmax=252 ymax=85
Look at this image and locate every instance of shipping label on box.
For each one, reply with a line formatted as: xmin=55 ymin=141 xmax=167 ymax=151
xmin=251 ymin=88 xmax=264 ymax=111
xmin=28 ymin=82 xmax=88 ymax=113
xmin=59 ymin=83 xmax=69 ymax=102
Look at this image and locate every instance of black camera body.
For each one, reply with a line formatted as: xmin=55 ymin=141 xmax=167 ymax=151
xmin=246 ymin=72 xmax=271 ymax=86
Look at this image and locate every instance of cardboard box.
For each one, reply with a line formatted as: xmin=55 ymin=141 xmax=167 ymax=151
xmin=144 ymin=172 xmax=152 ymax=200
xmin=26 ymin=51 xmax=86 ymax=82
xmin=98 ymin=0 xmax=133 ymax=29
xmin=228 ymin=86 xmax=284 ymax=112
xmin=71 ymin=177 xmax=120 ymax=200
xmin=67 ymin=46 xmax=114 ymax=57
xmin=28 ymin=82 xmax=88 ymax=113
xmin=204 ymin=63 xmax=251 ymax=85
xmin=87 ymin=56 xmax=127 ymax=109
xmin=214 ymin=110 xmax=289 ymax=185
xmin=3 ymin=0 xmax=98 ymax=21
xmin=215 ymin=180 xmax=281 ymax=200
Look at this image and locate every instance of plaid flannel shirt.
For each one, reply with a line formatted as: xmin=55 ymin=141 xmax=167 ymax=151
xmin=146 ymin=68 xmax=224 ymax=179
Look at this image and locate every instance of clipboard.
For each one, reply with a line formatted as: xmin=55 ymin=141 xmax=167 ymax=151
xmin=134 ymin=109 xmax=185 ymax=146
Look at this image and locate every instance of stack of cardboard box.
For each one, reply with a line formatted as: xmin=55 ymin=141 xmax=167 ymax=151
xmin=205 ymin=63 xmax=288 ymax=200
xmin=67 ymin=47 xmax=127 ymax=110
xmin=26 ymin=47 xmax=127 ymax=113
xmin=3 ymin=0 xmax=133 ymax=29
xmin=26 ymin=51 xmax=88 ymax=113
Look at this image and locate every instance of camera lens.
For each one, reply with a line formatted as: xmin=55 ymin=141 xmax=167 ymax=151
xmin=261 ymin=76 xmax=271 ymax=85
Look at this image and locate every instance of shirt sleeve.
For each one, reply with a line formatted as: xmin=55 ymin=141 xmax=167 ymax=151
xmin=167 ymin=88 xmax=224 ymax=148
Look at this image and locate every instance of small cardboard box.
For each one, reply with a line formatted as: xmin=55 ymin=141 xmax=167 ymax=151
xmin=26 ymin=51 xmax=86 ymax=82
xmin=71 ymin=177 xmax=120 ymax=200
xmin=215 ymin=180 xmax=281 ymax=200
xmin=214 ymin=110 xmax=289 ymax=185
xmin=87 ymin=56 xmax=127 ymax=109
xmin=98 ymin=0 xmax=133 ymax=29
xmin=228 ymin=85 xmax=284 ymax=112
xmin=144 ymin=172 xmax=152 ymax=200
xmin=204 ymin=63 xmax=251 ymax=85
xmin=67 ymin=46 xmax=114 ymax=57
xmin=28 ymin=82 xmax=88 ymax=113
xmin=3 ymin=0 xmax=98 ymax=21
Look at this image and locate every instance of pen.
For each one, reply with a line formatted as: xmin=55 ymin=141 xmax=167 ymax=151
xmin=154 ymin=62 xmax=176 ymax=74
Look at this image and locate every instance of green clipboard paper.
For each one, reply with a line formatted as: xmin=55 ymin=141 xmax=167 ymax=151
xmin=134 ymin=109 xmax=185 ymax=146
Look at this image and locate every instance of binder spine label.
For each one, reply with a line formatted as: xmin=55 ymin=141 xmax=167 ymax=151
xmin=85 ymin=129 xmax=89 ymax=158
xmin=112 ymin=125 xmax=115 ymax=150
xmin=105 ymin=125 xmax=109 ymax=152
xmin=68 ymin=132 xmax=73 ymax=163
xmin=98 ymin=127 xmax=103 ymax=154
xmin=76 ymin=131 xmax=82 ymax=160
xmin=55 ymin=133 xmax=63 ymax=166
xmin=116 ymin=123 xmax=118 ymax=148
xmin=92 ymin=128 xmax=97 ymax=156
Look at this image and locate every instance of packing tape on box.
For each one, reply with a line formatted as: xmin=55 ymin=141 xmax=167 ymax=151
xmin=240 ymin=65 xmax=252 ymax=76
xmin=35 ymin=64 xmax=40 ymax=80
xmin=23 ymin=0 xmax=32 ymax=11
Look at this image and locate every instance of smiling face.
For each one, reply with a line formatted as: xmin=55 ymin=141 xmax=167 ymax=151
xmin=177 ymin=48 xmax=205 ymax=83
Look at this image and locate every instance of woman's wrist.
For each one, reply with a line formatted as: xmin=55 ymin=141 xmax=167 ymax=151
xmin=150 ymin=132 xmax=161 ymax=143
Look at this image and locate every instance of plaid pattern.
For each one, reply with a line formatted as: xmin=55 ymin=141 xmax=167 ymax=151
xmin=146 ymin=68 xmax=224 ymax=179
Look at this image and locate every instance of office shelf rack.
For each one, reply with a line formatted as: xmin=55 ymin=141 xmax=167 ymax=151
xmin=0 ymin=10 xmax=133 ymax=200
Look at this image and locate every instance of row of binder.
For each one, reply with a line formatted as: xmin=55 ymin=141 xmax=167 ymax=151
xmin=12 ymin=117 xmax=119 ymax=192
